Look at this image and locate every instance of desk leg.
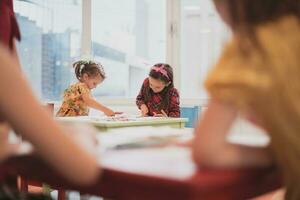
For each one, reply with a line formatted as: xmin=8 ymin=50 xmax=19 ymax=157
xmin=57 ymin=189 xmax=66 ymax=200
xmin=180 ymin=122 xmax=185 ymax=128
xmin=19 ymin=177 xmax=28 ymax=192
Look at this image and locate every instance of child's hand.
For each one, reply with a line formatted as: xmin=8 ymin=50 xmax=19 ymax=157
xmin=153 ymin=110 xmax=168 ymax=117
xmin=104 ymin=108 xmax=115 ymax=116
xmin=114 ymin=111 xmax=123 ymax=115
xmin=0 ymin=122 xmax=10 ymax=142
xmin=0 ymin=143 xmax=22 ymax=161
xmin=140 ymin=104 xmax=149 ymax=116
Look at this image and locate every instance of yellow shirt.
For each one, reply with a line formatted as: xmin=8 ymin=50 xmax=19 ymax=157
xmin=56 ymin=82 xmax=90 ymax=117
xmin=205 ymin=15 xmax=300 ymax=197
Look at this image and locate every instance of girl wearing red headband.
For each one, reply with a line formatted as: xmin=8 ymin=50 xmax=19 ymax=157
xmin=136 ymin=63 xmax=180 ymax=117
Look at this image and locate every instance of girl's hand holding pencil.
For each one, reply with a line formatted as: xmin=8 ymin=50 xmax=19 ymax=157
xmin=153 ymin=110 xmax=168 ymax=117
xmin=140 ymin=104 xmax=149 ymax=117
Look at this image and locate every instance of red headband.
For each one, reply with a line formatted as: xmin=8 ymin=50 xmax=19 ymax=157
xmin=151 ymin=65 xmax=169 ymax=80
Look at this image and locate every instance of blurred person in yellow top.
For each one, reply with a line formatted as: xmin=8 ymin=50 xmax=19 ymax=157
xmin=192 ymin=0 xmax=300 ymax=199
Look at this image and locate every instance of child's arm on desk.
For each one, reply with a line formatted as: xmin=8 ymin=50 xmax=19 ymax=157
xmin=192 ymin=99 xmax=273 ymax=169
xmin=82 ymin=93 xmax=115 ymax=116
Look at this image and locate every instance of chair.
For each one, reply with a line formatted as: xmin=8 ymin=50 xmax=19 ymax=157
xmin=180 ymin=106 xmax=200 ymax=128
xmin=19 ymin=103 xmax=66 ymax=200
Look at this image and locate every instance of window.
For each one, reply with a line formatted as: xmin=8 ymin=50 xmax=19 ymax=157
xmin=91 ymin=0 xmax=167 ymax=97
xmin=13 ymin=0 xmax=228 ymax=102
xmin=180 ymin=0 xmax=230 ymax=98
xmin=14 ymin=0 xmax=82 ymax=101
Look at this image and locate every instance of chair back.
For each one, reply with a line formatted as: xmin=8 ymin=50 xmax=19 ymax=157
xmin=180 ymin=106 xmax=200 ymax=128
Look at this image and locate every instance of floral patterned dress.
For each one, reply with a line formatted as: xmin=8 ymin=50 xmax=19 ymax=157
xmin=56 ymin=82 xmax=90 ymax=117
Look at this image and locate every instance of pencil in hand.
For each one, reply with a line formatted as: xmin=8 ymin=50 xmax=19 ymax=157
xmin=161 ymin=110 xmax=168 ymax=117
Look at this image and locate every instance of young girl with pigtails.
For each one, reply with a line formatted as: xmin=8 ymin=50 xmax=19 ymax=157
xmin=57 ymin=60 xmax=120 ymax=117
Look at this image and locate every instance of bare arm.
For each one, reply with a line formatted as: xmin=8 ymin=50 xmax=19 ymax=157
xmin=12 ymin=40 xmax=21 ymax=69
xmin=82 ymin=93 xmax=114 ymax=116
xmin=192 ymin=99 xmax=272 ymax=169
xmin=0 ymin=46 xmax=100 ymax=185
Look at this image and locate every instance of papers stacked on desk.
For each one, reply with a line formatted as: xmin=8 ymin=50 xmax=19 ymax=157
xmin=57 ymin=114 xmax=171 ymax=123
xmin=90 ymin=114 xmax=167 ymax=122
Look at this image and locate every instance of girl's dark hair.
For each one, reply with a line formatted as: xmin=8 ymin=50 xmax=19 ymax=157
xmin=149 ymin=63 xmax=174 ymax=86
xmin=145 ymin=63 xmax=174 ymax=111
xmin=215 ymin=0 xmax=300 ymax=52
xmin=216 ymin=0 xmax=300 ymax=32
xmin=73 ymin=60 xmax=106 ymax=81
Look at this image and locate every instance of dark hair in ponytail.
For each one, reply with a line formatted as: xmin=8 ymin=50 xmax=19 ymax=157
xmin=73 ymin=60 xmax=106 ymax=81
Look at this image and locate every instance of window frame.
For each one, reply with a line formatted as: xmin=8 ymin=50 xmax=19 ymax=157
xmin=80 ymin=0 xmax=207 ymax=106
